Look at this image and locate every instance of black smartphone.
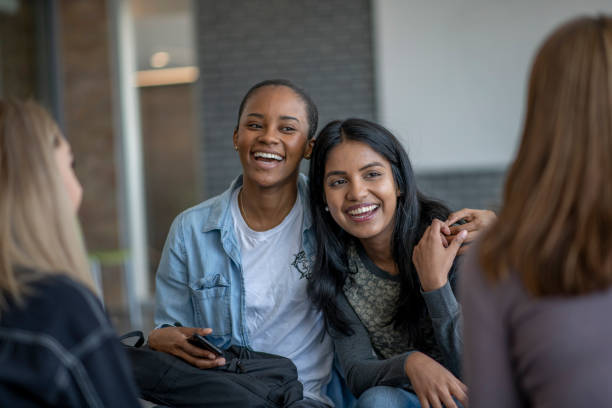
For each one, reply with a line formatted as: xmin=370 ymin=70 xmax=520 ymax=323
xmin=187 ymin=333 xmax=223 ymax=357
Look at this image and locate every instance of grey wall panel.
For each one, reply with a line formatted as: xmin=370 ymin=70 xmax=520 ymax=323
xmin=195 ymin=0 xmax=376 ymax=197
xmin=417 ymin=169 xmax=505 ymax=213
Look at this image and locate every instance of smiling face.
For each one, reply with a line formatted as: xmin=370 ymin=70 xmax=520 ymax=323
xmin=324 ymin=140 xmax=399 ymax=247
xmin=233 ymin=85 xmax=312 ymax=190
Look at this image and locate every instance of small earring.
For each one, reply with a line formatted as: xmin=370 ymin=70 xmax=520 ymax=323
xmin=324 ymin=205 xmax=329 ymax=212
xmin=234 ymin=145 xmax=238 ymax=151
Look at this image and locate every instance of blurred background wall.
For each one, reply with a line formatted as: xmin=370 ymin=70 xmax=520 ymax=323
xmin=195 ymin=0 xmax=376 ymax=196
xmin=2 ymin=0 xmax=612 ymax=332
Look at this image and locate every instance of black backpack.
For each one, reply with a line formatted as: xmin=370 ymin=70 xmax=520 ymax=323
xmin=120 ymin=331 xmax=305 ymax=408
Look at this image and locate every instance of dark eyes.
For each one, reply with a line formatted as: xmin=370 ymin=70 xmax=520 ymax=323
xmin=245 ymin=123 xmax=296 ymax=132
xmin=327 ymin=171 xmax=382 ymax=187
xmin=329 ymin=179 xmax=347 ymax=187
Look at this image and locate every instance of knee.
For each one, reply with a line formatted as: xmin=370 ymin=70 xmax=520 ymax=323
xmin=356 ymin=386 xmax=410 ymax=408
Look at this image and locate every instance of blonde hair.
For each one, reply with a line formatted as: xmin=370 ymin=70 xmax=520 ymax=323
xmin=480 ymin=16 xmax=612 ymax=296
xmin=0 ymin=100 xmax=96 ymax=313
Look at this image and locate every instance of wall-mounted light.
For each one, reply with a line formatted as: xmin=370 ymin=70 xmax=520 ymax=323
xmin=150 ymin=51 xmax=170 ymax=68
xmin=136 ymin=66 xmax=199 ymax=87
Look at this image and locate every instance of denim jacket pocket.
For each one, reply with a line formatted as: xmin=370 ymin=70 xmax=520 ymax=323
xmin=189 ymin=274 xmax=232 ymax=337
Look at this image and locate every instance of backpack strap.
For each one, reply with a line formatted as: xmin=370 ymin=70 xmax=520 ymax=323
xmin=119 ymin=330 xmax=145 ymax=348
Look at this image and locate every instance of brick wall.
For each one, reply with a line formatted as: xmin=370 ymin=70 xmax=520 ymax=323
xmin=195 ymin=0 xmax=376 ymax=197
xmin=140 ymin=84 xmax=202 ymax=272
xmin=0 ymin=2 xmax=38 ymax=99
xmin=58 ymin=0 xmax=120 ymax=252
xmin=57 ymin=1 xmax=130 ymax=318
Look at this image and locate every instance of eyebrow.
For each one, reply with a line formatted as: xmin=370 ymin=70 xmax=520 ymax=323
xmin=359 ymin=162 xmax=384 ymax=171
xmin=246 ymin=113 xmax=300 ymax=122
xmin=324 ymin=162 xmax=385 ymax=179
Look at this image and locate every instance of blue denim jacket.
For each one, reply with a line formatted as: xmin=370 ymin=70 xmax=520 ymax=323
xmin=154 ymin=174 xmax=356 ymax=407
xmin=154 ymin=173 xmax=316 ymax=349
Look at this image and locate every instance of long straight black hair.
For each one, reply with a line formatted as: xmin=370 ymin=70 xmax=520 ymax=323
xmin=307 ymin=118 xmax=450 ymax=346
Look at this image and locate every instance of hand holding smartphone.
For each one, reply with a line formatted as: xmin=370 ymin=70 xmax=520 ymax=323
xmin=187 ymin=333 xmax=223 ymax=357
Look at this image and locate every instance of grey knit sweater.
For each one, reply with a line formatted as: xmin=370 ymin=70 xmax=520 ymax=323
xmin=331 ymin=243 xmax=462 ymax=397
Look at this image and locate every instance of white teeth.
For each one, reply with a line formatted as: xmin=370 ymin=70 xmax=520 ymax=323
xmin=254 ymin=152 xmax=283 ymax=161
xmin=348 ymin=205 xmax=379 ymax=216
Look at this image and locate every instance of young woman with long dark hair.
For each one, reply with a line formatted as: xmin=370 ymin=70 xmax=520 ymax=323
xmin=308 ymin=118 xmax=495 ymax=408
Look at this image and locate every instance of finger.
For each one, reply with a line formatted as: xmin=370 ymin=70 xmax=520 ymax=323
xmin=180 ymin=341 xmax=218 ymax=359
xmin=458 ymin=380 xmax=468 ymax=394
xmin=194 ymin=356 xmax=226 ymax=369
xmin=426 ymin=219 xmax=444 ymax=238
xmin=416 ymin=393 xmax=430 ymax=408
xmin=448 ymin=233 xmax=479 ymax=252
xmin=453 ymin=390 xmax=469 ymax=408
xmin=439 ymin=222 xmax=451 ymax=236
xmin=450 ymin=382 xmax=469 ymax=407
xmin=178 ymin=326 xmax=213 ymax=337
xmin=174 ymin=328 xmax=217 ymax=358
xmin=197 ymin=328 xmax=213 ymax=336
xmin=448 ymin=222 xmax=479 ymax=235
xmin=445 ymin=208 xmax=476 ymax=226
xmin=447 ymin=230 xmax=479 ymax=245
xmin=428 ymin=394 xmax=443 ymax=408
xmin=421 ymin=223 xmax=435 ymax=239
xmin=439 ymin=390 xmax=458 ymax=408
xmin=447 ymin=232 xmax=475 ymax=245
xmin=439 ymin=232 xmax=449 ymax=248
xmin=175 ymin=349 xmax=225 ymax=369
xmin=447 ymin=230 xmax=468 ymax=256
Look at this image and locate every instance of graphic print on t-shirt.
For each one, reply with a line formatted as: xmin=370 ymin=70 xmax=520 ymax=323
xmin=291 ymin=250 xmax=312 ymax=280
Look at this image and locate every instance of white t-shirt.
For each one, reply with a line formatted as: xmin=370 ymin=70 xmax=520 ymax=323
xmin=231 ymin=188 xmax=333 ymax=405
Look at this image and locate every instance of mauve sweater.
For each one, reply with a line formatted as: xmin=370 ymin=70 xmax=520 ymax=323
xmin=460 ymin=244 xmax=612 ymax=408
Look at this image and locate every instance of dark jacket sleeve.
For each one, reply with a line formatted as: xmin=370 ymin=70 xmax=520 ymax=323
xmin=331 ymin=293 xmax=415 ymax=398
xmin=61 ymin=281 xmax=142 ymax=407
xmin=421 ymin=267 xmax=463 ymax=379
xmin=72 ymin=325 xmax=142 ymax=407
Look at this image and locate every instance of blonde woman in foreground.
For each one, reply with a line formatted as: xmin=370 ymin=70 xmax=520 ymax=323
xmin=460 ymin=16 xmax=612 ymax=408
xmin=0 ymin=100 xmax=140 ymax=407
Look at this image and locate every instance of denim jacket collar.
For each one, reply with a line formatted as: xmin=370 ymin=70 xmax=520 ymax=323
xmin=201 ymin=173 xmax=312 ymax=235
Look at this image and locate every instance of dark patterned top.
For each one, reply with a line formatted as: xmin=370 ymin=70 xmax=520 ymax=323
xmin=332 ymin=242 xmax=462 ymax=397
xmin=343 ymin=243 xmax=443 ymax=362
